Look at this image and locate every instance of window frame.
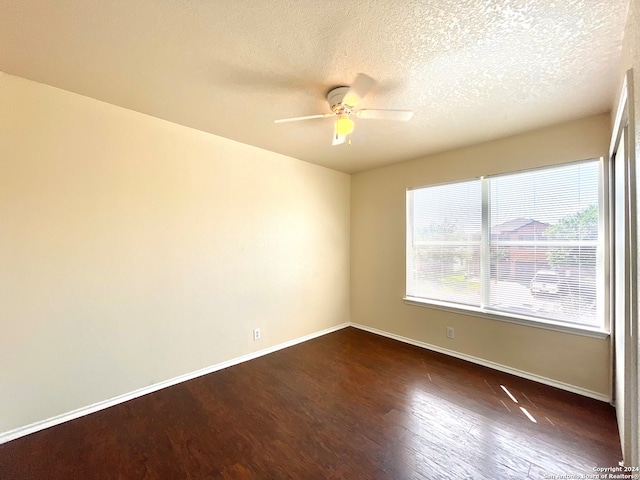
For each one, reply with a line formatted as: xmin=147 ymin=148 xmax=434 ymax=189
xmin=404 ymin=158 xmax=609 ymax=339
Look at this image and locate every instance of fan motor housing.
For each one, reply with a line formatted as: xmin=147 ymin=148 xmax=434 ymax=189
xmin=327 ymin=86 xmax=352 ymax=114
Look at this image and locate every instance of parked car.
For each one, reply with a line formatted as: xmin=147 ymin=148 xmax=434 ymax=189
xmin=529 ymin=270 xmax=569 ymax=298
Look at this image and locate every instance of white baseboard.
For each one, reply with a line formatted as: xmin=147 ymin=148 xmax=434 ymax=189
xmin=350 ymin=323 xmax=611 ymax=403
xmin=1 ymin=321 xmax=610 ymax=445
xmin=0 ymin=323 xmax=350 ymax=445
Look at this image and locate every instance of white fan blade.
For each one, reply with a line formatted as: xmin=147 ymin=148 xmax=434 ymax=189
xmin=343 ymin=73 xmax=375 ymax=107
xmin=274 ymin=113 xmax=333 ymax=123
xmin=356 ymin=109 xmax=414 ymax=121
xmin=332 ymin=133 xmax=347 ymax=146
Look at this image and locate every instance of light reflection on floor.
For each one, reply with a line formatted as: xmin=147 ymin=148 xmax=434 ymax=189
xmin=500 ymin=384 xmax=537 ymax=423
xmin=399 ymin=381 xmax=602 ymax=477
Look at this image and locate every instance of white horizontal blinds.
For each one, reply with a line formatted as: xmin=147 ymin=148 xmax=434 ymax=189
xmin=487 ymin=161 xmax=600 ymax=326
xmin=407 ymin=180 xmax=482 ymax=306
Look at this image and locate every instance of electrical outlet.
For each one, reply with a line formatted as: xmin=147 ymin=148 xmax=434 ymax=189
xmin=253 ymin=328 xmax=261 ymax=341
xmin=446 ymin=327 xmax=454 ymax=339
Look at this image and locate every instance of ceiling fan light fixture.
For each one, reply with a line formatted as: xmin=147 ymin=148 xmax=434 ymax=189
xmin=334 ymin=115 xmax=355 ymax=136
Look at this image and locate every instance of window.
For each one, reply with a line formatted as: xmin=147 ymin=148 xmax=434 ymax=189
xmin=406 ymin=160 xmax=604 ymax=331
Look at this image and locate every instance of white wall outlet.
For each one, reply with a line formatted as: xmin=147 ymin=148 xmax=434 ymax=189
xmin=446 ymin=327 xmax=455 ymax=339
xmin=253 ymin=328 xmax=261 ymax=341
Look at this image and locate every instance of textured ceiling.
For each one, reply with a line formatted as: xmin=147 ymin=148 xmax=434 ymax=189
xmin=0 ymin=0 xmax=630 ymax=173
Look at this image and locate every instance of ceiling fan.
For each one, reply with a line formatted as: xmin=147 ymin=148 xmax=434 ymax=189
xmin=274 ymin=73 xmax=414 ymax=145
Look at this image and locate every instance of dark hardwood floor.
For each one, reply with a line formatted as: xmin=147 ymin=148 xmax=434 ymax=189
xmin=0 ymin=327 xmax=621 ymax=479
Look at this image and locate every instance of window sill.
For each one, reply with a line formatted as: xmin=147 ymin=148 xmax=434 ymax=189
xmin=402 ymin=296 xmax=609 ymax=339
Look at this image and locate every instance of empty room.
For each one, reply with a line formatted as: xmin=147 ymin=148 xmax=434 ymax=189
xmin=1 ymin=0 xmax=639 ymax=478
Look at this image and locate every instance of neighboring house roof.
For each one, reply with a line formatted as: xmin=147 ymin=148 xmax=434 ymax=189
xmin=491 ymin=218 xmax=549 ymax=234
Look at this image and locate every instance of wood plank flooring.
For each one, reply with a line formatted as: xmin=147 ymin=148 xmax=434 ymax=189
xmin=0 ymin=327 xmax=622 ymax=479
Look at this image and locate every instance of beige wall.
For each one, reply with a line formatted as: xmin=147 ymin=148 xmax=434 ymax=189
xmin=0 ymin=72 xmax=350 ymax=434
xmin=351 ymin=114 xmax=612 ymax=397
